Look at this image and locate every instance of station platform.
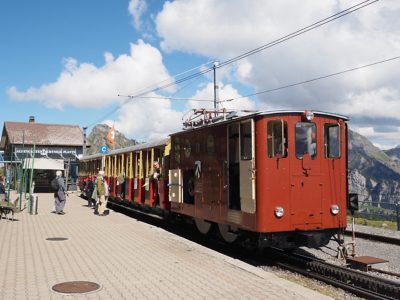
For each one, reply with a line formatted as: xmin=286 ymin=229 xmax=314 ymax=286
xmin=0 ymin=192 xmax=331 ymax=299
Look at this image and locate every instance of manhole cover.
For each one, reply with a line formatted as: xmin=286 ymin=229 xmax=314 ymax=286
xmin=52 ymin=281 xmax=101 ymax=294
xmin=46 ymin=237 xmax=69 ymax=241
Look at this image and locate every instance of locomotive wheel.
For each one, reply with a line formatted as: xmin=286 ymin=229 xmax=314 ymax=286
xmin=194 ymin=218 xmax=212 ymax=234
xmin=218 ymin=224 xmax=238 ymax=243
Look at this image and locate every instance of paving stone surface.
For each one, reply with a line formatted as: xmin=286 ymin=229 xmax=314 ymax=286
xmin=0 ymin=192 xmax=331 ymax=299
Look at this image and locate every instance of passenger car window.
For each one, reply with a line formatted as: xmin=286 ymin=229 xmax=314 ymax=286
xmin=267 ymin=120 xmax=287 ymax=158
xmin=295 ymin=122 xmax=317 ymax=159
xmin=324 ymin=124 xmax=340 ymax=158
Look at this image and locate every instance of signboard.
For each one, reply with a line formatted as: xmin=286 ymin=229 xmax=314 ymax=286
xmin=14 ymin=146 xmax=81 ymax=161
xmin=100 ymin=146 xmax=108 ymax=154
xmin=15 ymin=146 xmax=79 ymax=156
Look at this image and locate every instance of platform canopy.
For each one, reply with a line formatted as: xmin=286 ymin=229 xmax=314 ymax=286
xmin=23 ymin=158 xmax=64 ymax=170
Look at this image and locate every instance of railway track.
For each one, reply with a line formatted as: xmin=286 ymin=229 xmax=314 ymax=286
xmin=345 ymin=230 xmax=400 ymax=246
xmin=107 ymin=200 xmax=400 ymax=300
xmin=262 ymin=249 xmax=400 ymax=300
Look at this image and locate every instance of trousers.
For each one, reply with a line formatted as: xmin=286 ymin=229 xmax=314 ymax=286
xmin=54 ymin=196 xmax=66 ymax=213
xmin=98 ymin=195 xmax=106 ymax=215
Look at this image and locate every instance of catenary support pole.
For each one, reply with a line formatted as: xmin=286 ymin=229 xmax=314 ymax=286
xmin=213 ymin=61 xmax=219 ymax=115
xmin=6 ymin=137 xmax=15 ymax=202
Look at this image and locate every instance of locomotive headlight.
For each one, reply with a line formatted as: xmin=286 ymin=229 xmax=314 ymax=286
xmin=274 ymin=206 xmax=284 ymax=218
xmin=330 ymin=204 xmax=339 ymax=215
xmin=305 ymin=110 xmax=314 ymax=121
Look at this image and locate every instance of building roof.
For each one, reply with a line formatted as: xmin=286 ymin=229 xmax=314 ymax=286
xmin=1 ymin=121 xmax=83 ymax=147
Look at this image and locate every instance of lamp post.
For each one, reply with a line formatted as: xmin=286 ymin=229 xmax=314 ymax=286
xmin=83 ymin=127 xmax=87 ymax=156
xmin=213 ymin=61 xmax=219 ymax=115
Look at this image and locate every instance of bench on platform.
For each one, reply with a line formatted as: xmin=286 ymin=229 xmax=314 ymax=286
xmin=0 ymin=197 xmax=24 ymax=221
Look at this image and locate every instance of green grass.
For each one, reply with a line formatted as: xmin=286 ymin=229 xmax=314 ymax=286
xmin=347 ymin=216 xmax=398 ymax=231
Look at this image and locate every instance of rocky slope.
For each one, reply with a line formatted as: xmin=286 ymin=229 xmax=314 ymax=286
xmin=384 ymin=145 xmax=400 ymax=162
xmin=348 ymin=130 xmax=400 ymax=205
xmin=86 ymin=124 xmax=138 ymax=155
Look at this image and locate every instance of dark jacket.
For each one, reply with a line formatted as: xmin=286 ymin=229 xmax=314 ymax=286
xmin=54 ymin=176 xmax=66 ymax=201
xmin=0 ymin=182 xmax=5 ymax=194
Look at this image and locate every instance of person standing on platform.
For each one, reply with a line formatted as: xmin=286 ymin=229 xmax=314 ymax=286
xmin=0 ymin=176 xmax=6 ymax=201
xmin=86 ymin=177 xmax=95 ymax=207
xmin=53 ymin=170 xmax=67 ymax=215
xmin=96 ymin=171 xmax=107 ymax=216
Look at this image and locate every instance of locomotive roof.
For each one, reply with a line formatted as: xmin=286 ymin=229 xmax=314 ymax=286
xmin=172 ymin=109 xmax=349 ymax=135
xmin=254 ymin=110 xmax=349 ymax=120
xmin=80 ymin=138 xmax=168 ymax=161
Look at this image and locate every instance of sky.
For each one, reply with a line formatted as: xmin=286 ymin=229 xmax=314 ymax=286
xmin=1 ymin=0 xmax=400 ymax=149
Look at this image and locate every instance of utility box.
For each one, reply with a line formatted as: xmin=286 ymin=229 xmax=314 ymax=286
xmin=30 ymin=194 xmax=38 ymax=215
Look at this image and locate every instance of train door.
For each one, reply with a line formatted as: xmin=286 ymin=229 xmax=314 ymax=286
xmin=227 ymin=120 xmax=256 ymax=213
xmin=143 ymin=150 xmax=150 ymax=204
xmin=152 ymin=148 xmax=162 ymax=206
xmin=125 ymin=153 xmax=131 ymax=201
xmin=290 ymin=120 xmax=322 ymax=226
xmin=228 ymin=123 xmax=240 ymax=210
xmin=133 ymin=152 xmax=140 ymax=202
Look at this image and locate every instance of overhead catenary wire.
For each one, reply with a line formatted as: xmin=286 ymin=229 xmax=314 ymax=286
xmin=118 ymin=95 xmax=216 ymax=102
xmin=85 ymin=63 xmax=211 ymax=128
xmin=123 ymin=0 xmax=378 ymax=99
xmin=218 ymin=0 xmax=378 ymax=68
xmin=88 ymin=54 xmax=397 ymax=128
xmin=84 ymin=0 xmax=379 ymax=127
xmin=123 ymin=60 xmax=216 ymax=100
xmin=222 ymin=55 xmax=400 ymax=102
xmin=125 ymin=55 xmax=400 ymax=103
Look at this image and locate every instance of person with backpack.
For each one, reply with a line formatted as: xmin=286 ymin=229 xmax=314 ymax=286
xmin=52 ymin=170 xmax=66 ymax=215
xmin=0 ymin=176 xmax=6 ymax=201
xmin=86 ymin=177 xmax=95 ymax=207
xmin=95 ymin=170 xmax=107 ymax=216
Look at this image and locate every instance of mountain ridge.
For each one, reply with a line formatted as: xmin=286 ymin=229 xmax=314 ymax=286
xmin=86 ymin=124 xmax=138 ymax=155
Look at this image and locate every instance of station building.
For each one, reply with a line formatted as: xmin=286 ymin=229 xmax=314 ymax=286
xmin=0 ymin=116 xmax=84 ymax=192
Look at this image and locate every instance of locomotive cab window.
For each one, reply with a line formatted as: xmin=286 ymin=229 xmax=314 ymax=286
xmin=295 ymin=122 xmax=317 ymax=160
xmin=267 ymin=120 xmax=287 ymax=158
xmin=324 ymin=124 xmax=340 ymax=158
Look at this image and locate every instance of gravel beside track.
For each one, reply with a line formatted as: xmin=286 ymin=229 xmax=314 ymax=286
xmin=297 ymin=224 xmax=400 ymax=282
xmin=258 ymin=225 xmax=400 ymax=299
xmin=351 ymin=223 xmax=400 ymax=239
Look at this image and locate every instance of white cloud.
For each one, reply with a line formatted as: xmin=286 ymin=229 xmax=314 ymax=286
xmin=7 ymin=40 xmax=186 ymax=140
xmin=106 ymin=93 xmax=182 ymax=141
xmin=155 ymin=0 xmax=400 ymax=148
xmin=186 ymin=82 xmax=256 ymax=112
xmin=128 ymin=0 xmax=147 ymax=31
xmin=351 ymin=125 xmax=400 ymax=150
xmin=8 ymin=40 xmax=172 ymax=109
xmin=339 ymin=88 xmax=400 ymax=119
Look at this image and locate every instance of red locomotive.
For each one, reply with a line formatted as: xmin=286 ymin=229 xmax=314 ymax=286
xmin=79 ymin=109 xmax=348 ymax=249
